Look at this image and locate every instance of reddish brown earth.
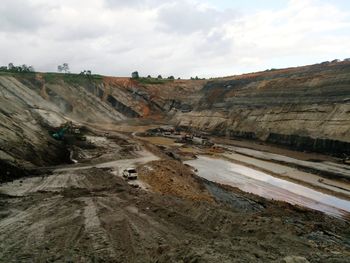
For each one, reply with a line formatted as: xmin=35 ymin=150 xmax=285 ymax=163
xmin=1 ymin=61 xmax=350 ymax=262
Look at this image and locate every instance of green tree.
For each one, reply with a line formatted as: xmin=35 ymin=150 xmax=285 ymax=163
xmin=58 ymin=63 xmax=70 ymax=73
xmin=132 ymin=71 xmax=139 ymax=79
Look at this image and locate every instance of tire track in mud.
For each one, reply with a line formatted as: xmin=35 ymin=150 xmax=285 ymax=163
xmin=81 ymin=197 xmax=117 ymax=260
xmin=0 ymin=172 xmax=83 ymax=197
xmin=0 ymin=196 xmax=78 ymax=261
xmin=40 ymin=198 xmax=88 ymax=262
xmin=1 ymin=152 xmax=350 ymax=262
xmin=95 ymin=196 xmax=178 ymax=262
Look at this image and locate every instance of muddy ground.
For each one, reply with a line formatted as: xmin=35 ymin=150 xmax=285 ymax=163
xmin=0 ymin=128 xmax=350 ymax=262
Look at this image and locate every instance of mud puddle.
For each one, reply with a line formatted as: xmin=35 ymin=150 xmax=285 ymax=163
xmin=185 ymin=156 xmax=350 ymax=219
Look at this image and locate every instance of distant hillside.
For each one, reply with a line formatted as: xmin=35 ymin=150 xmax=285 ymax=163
xmin=173 ymin=60 xmax=350 ymax=156
xmin=1 ymin=60 xmax=350 ymax=173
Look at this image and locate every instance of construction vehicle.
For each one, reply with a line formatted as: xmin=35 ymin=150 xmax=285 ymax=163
xmin=51 ymin=122 xmax=72 ymax=140
xmin=122 ymin=168 xmax=138 ymax=180
xmin=51 ymin=122 xmax=86 ymax=142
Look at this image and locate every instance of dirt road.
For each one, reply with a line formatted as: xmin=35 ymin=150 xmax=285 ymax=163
xmin=1 ymin=162 xmax=350 ymax=262
xmin=1 ymin=129 xmax=350 ymax=262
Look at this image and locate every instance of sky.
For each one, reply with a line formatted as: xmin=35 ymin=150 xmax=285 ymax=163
xmin=0 ymin=0 xmax=349 ymax=78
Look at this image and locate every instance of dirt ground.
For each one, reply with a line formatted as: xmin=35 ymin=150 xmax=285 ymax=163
xmin=1 ymin=128 xmax=350 ymax=262
xmin=138 ymin=160 xmax=213 ymax=202
xmin=135 ymin=132 xmax=350 ymax=201
xmin=0 ymin=168 xmax=350 ymax=262
xmin=1 ymin=165 xmax=350 ymax=263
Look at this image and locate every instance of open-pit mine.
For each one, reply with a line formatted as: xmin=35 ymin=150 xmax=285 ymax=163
xmin=1 ymin=60 xmax=350 ymax=262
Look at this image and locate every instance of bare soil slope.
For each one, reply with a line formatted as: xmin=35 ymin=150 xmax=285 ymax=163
xmin=1 ymin=164 xmax=349 ymax=263
xmin=173 ymin=61 xmax=350 ymax=155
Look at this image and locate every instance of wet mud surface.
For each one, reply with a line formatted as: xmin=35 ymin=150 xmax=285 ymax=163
xmin=0 ymin=128 xmax=350 ymax=262
xmin=1 ymin=166 xmax=350 ymax=263
xmin=186 ymin=156 xmax=350 ymax=219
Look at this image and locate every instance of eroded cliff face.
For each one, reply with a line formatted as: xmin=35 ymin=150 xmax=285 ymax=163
xmin=0 ymin=76 xmax=70 ymax=177
xmin=1 ymin=60 xmax=350 ymax=171
xmin=0 ymin=74 xmax=130 ymax=170
xmin=0 ymin=73 xmax=203 ymax=170
xmin=172 ymin=61 xmax=350 ymax=155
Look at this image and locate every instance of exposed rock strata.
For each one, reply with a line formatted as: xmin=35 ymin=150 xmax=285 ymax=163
xmin=173 ymin=61 xmax=350 ymax=155
xmin=1 ymin=61 xmax=350 ymax=171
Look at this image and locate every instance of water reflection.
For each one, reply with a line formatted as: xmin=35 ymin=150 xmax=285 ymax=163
xmin=185 ymin=156 xmax=350 ymax=218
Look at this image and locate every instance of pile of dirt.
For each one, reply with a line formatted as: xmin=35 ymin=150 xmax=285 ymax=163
xmin=1 ymin=63 xmax=350 ymax=262
xmin=0 ymin=167 xmax=349 ymax=262
xmin=138 ymin=160 xmax=214 ymax=202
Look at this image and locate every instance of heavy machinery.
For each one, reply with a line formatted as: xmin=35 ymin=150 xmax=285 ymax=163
xmin=51 ymin=122 xmax=86 ymax=142
xmin=51 ymin=122 xmax=71 ymax=140
xmin=122 ymin=168 xmax=138 ymax=180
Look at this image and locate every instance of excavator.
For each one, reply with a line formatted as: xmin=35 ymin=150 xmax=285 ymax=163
xmin=51 ymin=122 xmax=86 ymax=141
xmin=51 ymin=122 xmax=72 ymax=141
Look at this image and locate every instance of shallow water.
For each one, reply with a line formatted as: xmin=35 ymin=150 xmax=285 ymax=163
xmin=185 ymin=156 xmax=350 ymax=218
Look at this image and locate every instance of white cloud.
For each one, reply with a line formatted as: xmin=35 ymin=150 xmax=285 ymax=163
xmin=0 ymin=0 xmax=52 ymax=32
xmin=225 ymin=0 xmax=350 ymax=69
xmin=156 ymin=1 xmax=235 ymax=34
xmin=0 ymin=0 xmax=349 ymax=78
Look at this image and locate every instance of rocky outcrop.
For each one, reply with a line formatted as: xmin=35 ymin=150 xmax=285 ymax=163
xmin=0 ymin=73 xmax=201 ymax=170
xmin=1 ymin=60 xmax=350 ymax=174
xmin=172 ymin=61 xmax=350 ymax=156
xmin=0 ymin=76 xmax=70 ymax=171
xmin=0 ymin=74 xmax=128 ymax=170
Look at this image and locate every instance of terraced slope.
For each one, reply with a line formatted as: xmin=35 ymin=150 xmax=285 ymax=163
xmin=1 ymin=60 xmax=350 ymax=174
xmin=0 ymin=74 xmax=126 ymax=171
xmin=173 ymin=61 xmax=350 ymax=155
xmin=0 ymin=72 xmax=202 ymax=172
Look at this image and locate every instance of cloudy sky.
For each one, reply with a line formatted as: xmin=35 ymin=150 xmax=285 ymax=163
xmin=0 ymin=0 xmax=349 ymax=78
